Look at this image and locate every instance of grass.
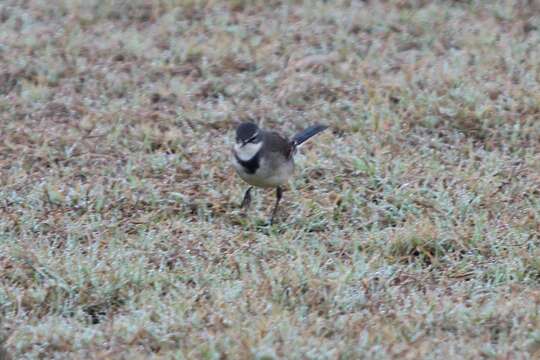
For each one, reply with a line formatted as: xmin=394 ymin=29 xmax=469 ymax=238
xmin=0 ymin=0 xmax=539 ymax=358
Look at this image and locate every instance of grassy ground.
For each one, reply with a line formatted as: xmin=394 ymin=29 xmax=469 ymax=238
xmin=1 ymin=0 xmax=539 ymax=358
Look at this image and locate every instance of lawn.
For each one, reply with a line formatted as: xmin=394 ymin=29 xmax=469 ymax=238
xmin=0 ymin=0 xmax=539 ymax=358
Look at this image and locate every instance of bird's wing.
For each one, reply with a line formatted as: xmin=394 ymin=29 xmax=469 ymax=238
xmin=262 ymin=131 xmax=293 ymax=159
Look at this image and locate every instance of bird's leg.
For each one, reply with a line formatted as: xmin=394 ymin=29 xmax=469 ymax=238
xmin=240 ymin=186 xmax=253 ymax=209
xmin=270 ymin=186 xmax=283 ymax=225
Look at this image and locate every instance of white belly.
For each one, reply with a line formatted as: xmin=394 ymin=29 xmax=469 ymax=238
xmin=232 ymin=154 xmax=293 ymax=188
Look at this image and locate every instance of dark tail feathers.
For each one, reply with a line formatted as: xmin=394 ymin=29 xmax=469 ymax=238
xmin=291 ymin=124 xmax=328 ymax=147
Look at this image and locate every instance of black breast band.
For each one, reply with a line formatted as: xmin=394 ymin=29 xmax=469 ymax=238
xmin=235 ymin=151 xmax=260 ymax=174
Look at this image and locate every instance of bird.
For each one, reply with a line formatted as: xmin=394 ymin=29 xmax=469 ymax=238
xmin=231 ymin=122 xmax=328 ymax=224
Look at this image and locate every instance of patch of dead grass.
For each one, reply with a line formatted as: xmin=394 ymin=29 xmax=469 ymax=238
xmin=1 ymin=0 xmax=539 ymax=358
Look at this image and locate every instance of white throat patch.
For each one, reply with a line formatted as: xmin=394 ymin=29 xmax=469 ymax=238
xmin=234 ymin=141 xmax=262 ymax=161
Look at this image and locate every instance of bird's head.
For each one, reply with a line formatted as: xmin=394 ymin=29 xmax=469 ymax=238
xmin=235 ymin=122 xmax=262 ymax=147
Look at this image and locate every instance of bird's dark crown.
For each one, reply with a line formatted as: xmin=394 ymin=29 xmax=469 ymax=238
xmin=236 ymin=122 xmax=261 ymax=143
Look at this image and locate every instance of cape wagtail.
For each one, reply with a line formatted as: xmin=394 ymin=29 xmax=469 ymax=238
xmin=231 ymin=122 xmax=328 ymax=224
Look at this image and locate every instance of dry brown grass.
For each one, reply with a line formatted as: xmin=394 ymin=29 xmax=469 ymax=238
xmin=1 ymin=0 xmax=539 ymax=358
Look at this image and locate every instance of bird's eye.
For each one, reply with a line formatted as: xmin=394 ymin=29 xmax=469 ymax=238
xmin=243 ymin=134 xmax=258 ymax=144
